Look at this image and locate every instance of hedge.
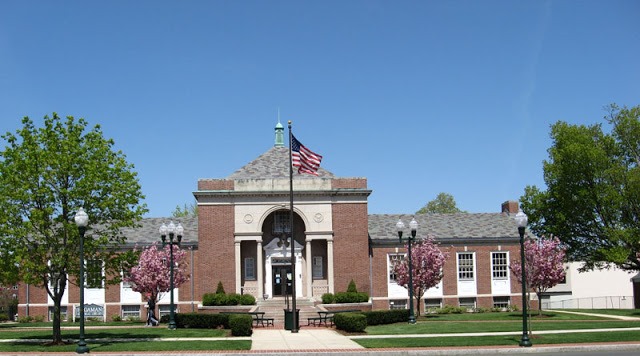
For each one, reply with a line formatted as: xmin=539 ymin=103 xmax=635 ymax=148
xmin=333 ymin=312 xmax=367 ymax=333
xmin=202 ymin=293 xmax=256 ymax=306
xmin=160 ymin=313 xmax=230 ymax=329
xmin=228 ymin=314 xmax=253 ymax=336
xmin=333 ymin=292 xmax=369 ymax=304
xmin=361 ymin=309 xmax=409 ymax=325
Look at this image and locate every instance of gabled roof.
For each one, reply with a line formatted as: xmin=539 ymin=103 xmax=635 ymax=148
xmin=227 ymin=146 xmax=335 ymax=180
xmin=368 ymin=213 xmax=521 ymax=241
xmin=118 ymin=216 xmax=198 ymax=248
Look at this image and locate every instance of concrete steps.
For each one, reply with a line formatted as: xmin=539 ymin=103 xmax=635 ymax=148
xmin=256 ymin=298 xmax=318 ymax=325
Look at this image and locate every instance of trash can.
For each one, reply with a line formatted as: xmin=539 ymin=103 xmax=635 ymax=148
xmin=283 ymin=309 xmax=300 ymax=330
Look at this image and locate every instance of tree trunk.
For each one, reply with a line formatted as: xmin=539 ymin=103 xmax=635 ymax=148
xmin=49 ymin=275 xmax=67 ymax=345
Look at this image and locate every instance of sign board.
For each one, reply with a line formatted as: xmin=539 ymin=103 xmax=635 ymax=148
xmin=75 ymin=304 xmax=104 ymax=318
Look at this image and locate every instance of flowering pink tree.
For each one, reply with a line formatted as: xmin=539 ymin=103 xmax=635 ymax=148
xmin=125 ymin=243 xmax=189 ymax=321
xmin=510 ymin=236 xmax=566 ymax=315
xmin=393 ymin=237 xmax=448 ymax=317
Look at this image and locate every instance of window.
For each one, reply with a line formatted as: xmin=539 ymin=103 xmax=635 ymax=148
xmin=49 ymin=306 xmax=67 ymax=321
xmin=493 ymin=296 xmax=510 ymax=309
xmin=388 ymin=254 xmax=405 ymax=282
xmin=273 ymin=211 xmax=291 ymax=234
xmin=457 ymin=253 xmax=474 ymax=281
xmin=389 ymin=299 xmax=407 ymax=310
xmin=425 ymin=298 xmax=442 ymax=313
xmin=158 ymin=304 xmax=173 ymax=318
xmin=86 ymin=260 xmax=103 ymax=288
xmin=312 ymin=256 xmax=323 ymax=279
xmin=459 ymin=297 xmax=476 ymax=309
xmin=122 ymin=269 xmax=132 ymax=289
xmin=491 ymin=252 xmax=508 ymax=280
xmin=244 ymin=257 xmax=256 ymax=280
xmin=122 ymin=305 xmax=140 ymax=319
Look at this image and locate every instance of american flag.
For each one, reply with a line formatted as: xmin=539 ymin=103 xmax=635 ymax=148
xmin=291 ymin=135 xmax=322 ymax=176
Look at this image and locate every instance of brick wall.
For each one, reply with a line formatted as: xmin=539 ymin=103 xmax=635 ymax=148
xmin=331 ymin=178 xmax=367 ymax=189
xmin=197 ymin=179 xmax=234 ymax=190
xmin=331 ymin=202 xmax=370 ymax=294
xmin=193 ymin=204 xmax=235 ymax=300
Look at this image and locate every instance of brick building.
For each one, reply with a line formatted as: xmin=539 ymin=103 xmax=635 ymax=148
xmin=17 ymin=123 xmax=527 ymax=321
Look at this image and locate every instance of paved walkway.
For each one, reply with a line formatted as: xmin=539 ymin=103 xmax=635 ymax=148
xmin=251 ymin=328 xmax=364 ymax=351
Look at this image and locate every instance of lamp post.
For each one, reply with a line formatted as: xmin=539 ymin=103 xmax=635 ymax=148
xmin=74 ymin=207 xmax=89 ymax=354
xmin=160 ymin=221 xmax=183 ymax=330
xmin=396 ymin=217 xmax=418 ymax=324
xmin=515 ymin=210 xmax=532 ymax=347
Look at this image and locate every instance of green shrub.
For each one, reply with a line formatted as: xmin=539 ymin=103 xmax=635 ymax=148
xmin=172 ymin=313 xmax=230 ymax=329
xmin=346 ymin=279 xmax=358 ymax=293
xmin=228 ymin=314 xmax=253 ymax=336
xmin=203 ymin=293 xmax=227 ymax=306
xmin=224 ymin=293 xmax=241 ymax=306
xmin=362 ymin=309 xmax=409 ymax=325
xmin=111 ymin=314 xmax=122 ymax=322
xmin=239 ymin=294 xmax=256 ymax=305
xmin=334 ymin=312 xmax=366 ymax=333
xmin=17 ymin=316 xmax=33 ymax=323
xmin=334 ymin=292 xmax=369 ymax=303
xmin=435 ymin=305 xmax=466 ymax=314
xmin=33 ymin=315 xmax=45 ymax=322
xmin=321 ymin=293 xmax=335 ymax=304
xmin=0 ymin=313 xmax=8 ymax=322
xmin=215 ymin=281 xmax=226 ymax=294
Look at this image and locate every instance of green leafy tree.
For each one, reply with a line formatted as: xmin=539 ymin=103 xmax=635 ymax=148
xmin=521 ymin=104 xmax=640 ymax=271
xmin=416 ymin=192 xmax=465 ymax=214
xmin=172 ymin=202 xmax=197 ymax=217
xmin=0 ymin=114 xmax=146 ymax=344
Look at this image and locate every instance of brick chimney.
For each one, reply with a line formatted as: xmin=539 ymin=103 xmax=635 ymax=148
xmin=501 ymin=200 xmax=519 ymax=215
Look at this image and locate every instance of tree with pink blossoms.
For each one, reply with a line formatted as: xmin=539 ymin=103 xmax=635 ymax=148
xmin=510 ymin=236 xmax=566 ymax=315
xmin=125 ymin=243 xmax=189 ymax=324
xmin=392 ymin=237 xmax=448 ymax=317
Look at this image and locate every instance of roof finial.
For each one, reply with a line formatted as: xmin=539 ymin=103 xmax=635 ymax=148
xmin=274 ymin=108 xmax=284 ymax=147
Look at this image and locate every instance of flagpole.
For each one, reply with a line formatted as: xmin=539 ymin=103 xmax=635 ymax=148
xmin=288 ymin=120 xmax=299 ymax=333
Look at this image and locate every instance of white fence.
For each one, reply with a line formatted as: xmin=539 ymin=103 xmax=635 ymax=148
xmin=543 ymin=295 xmax=634 ymax=309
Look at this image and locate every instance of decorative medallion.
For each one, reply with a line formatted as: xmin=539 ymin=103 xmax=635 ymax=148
xmin=314 ymin=213 xmax=324 ymax=223
xmin=243 ymin=214 xmax=253 ymax=224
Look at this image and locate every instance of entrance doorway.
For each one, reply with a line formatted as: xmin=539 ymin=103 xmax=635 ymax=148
xmin=272 ymin=266 xmax=293 ymax=296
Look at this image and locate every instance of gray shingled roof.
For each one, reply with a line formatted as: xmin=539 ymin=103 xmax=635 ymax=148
xmin=368 ymin=213 xmax=521 ymax=241
xmin=227 ymin=146 xmax=335 ymax=180
xmin=118 ymin=216 xmax=198 ymax=248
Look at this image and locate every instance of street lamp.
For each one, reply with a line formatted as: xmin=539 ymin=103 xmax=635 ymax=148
xmin=160 ymin=221 xmax=183 ymax=330
xmin=515 ymin=210 xmax=532 ymax=347
xmin=74 ymin=207 xmax=89 ymax=354
xmin=396 ymin=217 xmax=418 ymax=324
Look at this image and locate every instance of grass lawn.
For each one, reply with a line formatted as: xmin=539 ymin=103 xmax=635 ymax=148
xmin=0 ymin=340 xmax=251 ymax=353
xmin=559 ymin=309 xmax=640 ymax=318
xmin=0 ymin=326 xmax=229 ymax=340
xmin=354 ymin=330 xmax=640 ymax=348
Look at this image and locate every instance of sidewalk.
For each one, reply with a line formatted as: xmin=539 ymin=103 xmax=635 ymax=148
xmin=251 ymin=328 xmax=364 ymax=351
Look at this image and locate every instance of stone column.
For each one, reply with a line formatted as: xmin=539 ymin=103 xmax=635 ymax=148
xmin=235 ymin=241 xmax=241 ymax=294
xmin=306 ymin=240 xmax=312 ymax=297
xmin=327 ymin=239 xmax=335 ymax=294
xmin=257 ymin=240 xmax=264 ymax=298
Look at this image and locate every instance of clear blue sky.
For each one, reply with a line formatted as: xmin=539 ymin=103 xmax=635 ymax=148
xmin=1 ymin=1 xmax=638 ymax=217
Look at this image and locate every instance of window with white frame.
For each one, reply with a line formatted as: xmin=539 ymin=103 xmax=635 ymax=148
xmin=459 ymin=297 xmax=476 ymax=309
xmin=159 ymin=304 xmax=172 ymax=318
xmin=491 ymin=252 xmax=508 ymax=280
xmin=86 ymin=259 xmax=103 ymax=288
xmin=388 ymin=254 xmax=405 ymax=282
xmin=424 ymin=298 xmax=442 ymax=312
xmin=457 ymin=253 xmax=474 ymax=281
xmin=122 ymin=305 xmax=140 ymax=319
xmin=493 ymin=296 xmax=510 ymax=309
xmin=244 ymin=257 xmax=256 ymax=280
xmin=48 ymin=306 xmax=67 ymax=321
xmin=312 ymin=256 xmax=323 ymax=279
xmin=122 ymin=269 xmax=132 ymax=289
xmin=389 ymin=299 xmax=407 ymax=310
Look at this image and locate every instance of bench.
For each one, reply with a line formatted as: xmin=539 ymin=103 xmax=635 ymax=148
xmin=221 ymin=311 xmax=274 ymax=327
xmin=318 ymin=309 xmax=363 ymax=326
